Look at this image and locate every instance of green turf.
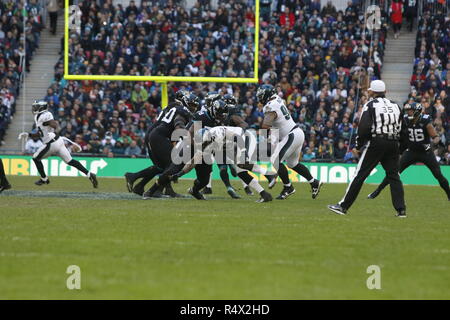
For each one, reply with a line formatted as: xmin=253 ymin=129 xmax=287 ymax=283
xmin=0 ymin=176 xmax=449 ymax=299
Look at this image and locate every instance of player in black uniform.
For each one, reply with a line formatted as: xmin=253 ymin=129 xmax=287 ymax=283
xmin=0 ymin=158 xmax=11 ymax=193
xmin=368 ymin=102 xmax=450 ymax=201
xmin=124 ymin=90 xmax=192 ymax=197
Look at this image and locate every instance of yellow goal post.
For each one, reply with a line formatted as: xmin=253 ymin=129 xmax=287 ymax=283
xmin=64 ymin=0 xmax=260 ymax=108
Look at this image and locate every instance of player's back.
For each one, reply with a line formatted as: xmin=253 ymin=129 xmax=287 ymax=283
xmin=263 ymin=96 xmax=296 ymax=140
xmin=190 ymin=109 xmax=217 ymax=129
xmin=152 ymin=104 xmax=192 ymax=137
xmin=404 ymin=114 xmax=432 ymax=152
xmin=35 ymin=111 xmax=56 ymax=143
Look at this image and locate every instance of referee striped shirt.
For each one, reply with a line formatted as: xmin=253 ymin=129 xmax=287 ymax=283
xmin=356 ymin=97 xmax=403 ymax=147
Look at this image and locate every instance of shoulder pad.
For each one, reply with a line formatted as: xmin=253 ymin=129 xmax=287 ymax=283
xmin=40 ymin=111 xmax=54 ymax=123
xmin=421 ymin=114 xmax=431 ymax=124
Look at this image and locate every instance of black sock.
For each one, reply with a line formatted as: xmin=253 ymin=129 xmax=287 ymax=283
xmin=192 ymin=179 xmax=202 ymax=193
xmin=33 ymin=158 xmax=47 ymax=179
xmin=132 ymin=166 xmax=157 ymax=181
xmin=0 ymin=158 xmax=9 ymax=185
xmin=219 ymin=168 xmax=231 ymax=188
xmin=237 ymin=171 xmax=253 ymax=185
xmin=277 ymin=163 xmax=291 ymax=185
xmin=133 ymin=166 xmax=162 ymax=190
xmin=68 ymin=159 xmax=89 ymax=176
xmin=291 ymin=163 xmax=313 ymax=182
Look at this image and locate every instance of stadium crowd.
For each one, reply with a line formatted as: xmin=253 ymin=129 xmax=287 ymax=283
xmin=410 ymin=4 xmax=450 ymax=164
xmin=0 ymin=0 xmax=43 ymax=145
xmin=42 ymin=0 xmax=390 ymax=164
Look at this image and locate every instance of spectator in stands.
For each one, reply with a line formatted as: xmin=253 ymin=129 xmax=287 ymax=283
xmin=24 ymin=129 xmax=43 ymax=155
xmin=390 ymin=0 xmax=403 ymax=39
xmin=125 ymin=140 xmax=142 ymax=158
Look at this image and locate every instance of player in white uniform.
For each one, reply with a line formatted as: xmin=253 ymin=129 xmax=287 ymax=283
xmin=171 ymin=124 xmax=274 ymax=202
xmin=31 ymin=100 xmax=98 ymax=188
xmin=257 ymin=84 xmax=323 ymax=200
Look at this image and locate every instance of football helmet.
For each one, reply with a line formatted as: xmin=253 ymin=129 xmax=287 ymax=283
xmin=404 ymin=102 xmax=423 ymax=121
xmin=256 ymin=84 xmax=276 ymax=105
xmin=223 ymin=94 xmax=238 ymax=107
xmin=204 ymin=91 xmax=221 ymax=109
xmin=32 ymin=100 xmax=48 ymax=114
xmin=209 ymin=99 xmax=229 ymax=124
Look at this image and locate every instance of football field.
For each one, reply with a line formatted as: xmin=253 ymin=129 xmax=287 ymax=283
xmin=0 ymin=176 xmax=449 ymax=299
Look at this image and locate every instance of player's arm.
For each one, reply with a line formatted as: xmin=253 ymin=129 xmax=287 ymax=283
xmin=426 ymin=123 xmax=440 ymax=145
xmin=355 ymin=104 xmax=372 ymax=151
xmin=230 ymin=114 xmax=249 ymax=129
xmin=43 ymin=120 xmax=59 ymax=131
xmin=261 ymin=111 xmax=277 ymax=130
xmin=174 ymin=114 xmax=188 ymax=130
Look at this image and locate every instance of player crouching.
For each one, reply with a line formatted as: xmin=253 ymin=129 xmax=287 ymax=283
xmin=31 ymin=100 xmax=98 ymax=188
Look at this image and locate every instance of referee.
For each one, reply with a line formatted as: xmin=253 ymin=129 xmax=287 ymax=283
xmin=328 ymin=80 xmax=407 ymax=217
xmin=0 ymin=158 xmax=11 ymax=193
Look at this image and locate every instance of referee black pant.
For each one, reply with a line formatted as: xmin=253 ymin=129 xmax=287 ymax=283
xmin=340 ymin=138 xmax=405 ymax=211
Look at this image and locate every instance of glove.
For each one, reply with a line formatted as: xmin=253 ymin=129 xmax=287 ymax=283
xmin=18 ymin=132 xmax=29 ymax=140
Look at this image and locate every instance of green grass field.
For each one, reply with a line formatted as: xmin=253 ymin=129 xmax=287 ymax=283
xmin=0 ymin=176 xmax=449 ymax=299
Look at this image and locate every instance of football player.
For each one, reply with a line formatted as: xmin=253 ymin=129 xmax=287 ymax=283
xmin=0 ymin=158 xmax=11 ymax=193
xmin=141 ymin=92 xmax=200 ymax=199
xmin=257 ymin=84 xmax=323 ymax=200
xmin=124 ymin=90 xmax=193 ymax=197
xmin=170 ymin=123 xmax=274 ymax=203
xmin=368 ymin=102 xmax=450 ymax=201
xmin=31 ymin=100 xmax=98 ymax=188
xmin=199 ymin=92 xmax=240 ymax=198
xmin=202 ymin=93 xmax=277 ymax=198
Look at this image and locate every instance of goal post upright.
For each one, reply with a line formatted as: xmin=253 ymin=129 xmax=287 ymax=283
xmin=64 ymin=0 xmax=260 ymax=109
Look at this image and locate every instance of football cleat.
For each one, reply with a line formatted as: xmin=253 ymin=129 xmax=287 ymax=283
xmin=202 ymin=187 xmax=212 ymax=194
xmin=244 ymin=186 xmax=253 ymax=196
xmin=367 ymin=189 xmax=381 ymax=199
xmin=311 ymin=179 xmax=323 ymax=199
xmin=35 ymin=178 xmax=49 ymax=186
xmin=0 ymin=183 xmax=12 ymax=193
xmin=164 ymin=185 xmax=183 ymax=198
xmin=256 ymin=190 xmax=273 ymax=203
xmin=227 ymin=187 xmax=240 ymax=199
xmin=89 ymin=173 xmax=98 ymax=188
xmin=132 ymin=186 xmax=145 ymax=196
xmin=276 ymin=185 xmax=295 ymax=200
xmin=188 ymin=188 xmax=206 ymax=200
xmin=396 ymin=210 xmax=407 ymax=218
xmin=124 ymin=173 xmax=134 ymax=192
xmin=266 ymin=174 xmax=278 ymax=189
xmin=327 ymin=204 xmax=347 ymax=215
xmin=149 ymin=189 xmax=170 ymax=199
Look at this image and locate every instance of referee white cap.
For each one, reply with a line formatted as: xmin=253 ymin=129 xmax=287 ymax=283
xmin=368 ymin=80 xmax=386 ymax=92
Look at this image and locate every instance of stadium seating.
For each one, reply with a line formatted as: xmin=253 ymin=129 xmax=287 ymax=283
xmin=0 ymin=0 xmax=43 ymax=144
xmin=411 ymin=6 xmax=450 ymax=164
xmin=44 ymin=0 xmax=388 ymax=162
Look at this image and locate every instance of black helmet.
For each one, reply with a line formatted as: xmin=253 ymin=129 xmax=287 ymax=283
xmin=209 ymin=99 xmax=228 ymax=124
xmin=174 ymin=89 xmax=189 ymax=103
xmin=183 ymin=93 xmax=200 ymax=113
xmin=204 ymin=91 xmax=221 ymax=109
xmin=223 ymin=94 xmax=238 ymax=107
xmin=32 ymin=100 xmax=48 ymax=114
xmin=404 ymin=102 xmax=422 ymax=120
xmin=256 ymin=84 xmax=277 ymax=105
